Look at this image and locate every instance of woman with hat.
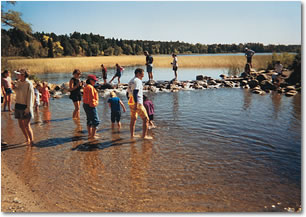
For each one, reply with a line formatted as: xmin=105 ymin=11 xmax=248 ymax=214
xmin=83 ymin=74 xmax=100 ymax=139
xmin=13 ymin=68 xmax=35 ymax=146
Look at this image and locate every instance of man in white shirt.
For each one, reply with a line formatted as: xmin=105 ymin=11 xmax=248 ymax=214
xmin=127 ymin=68 xmax=152 ymax=139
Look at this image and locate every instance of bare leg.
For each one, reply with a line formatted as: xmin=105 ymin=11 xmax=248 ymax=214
xmin=3 ymin=94 xmax=7 ymax=111
xmin=73 ymin=101 xmax=80 ymax=119
xmin=24 ymin=118 xmax=34 ymax=145
xmin=18 ymin=119 xmax=28 ymax=142
xmin=91 ymin=127 xmax=97 ymax=138
xmin=109 ymin=76 xmax=116 ymax=83
xmin=87 ymin=126 xmax=92 ymax=138
xmin=111 ymin=123 xmax=115 ymax=129
xmin=130 ymin=117 xmax=137 ymax=138
xmin=7 ymin=95 xmax=12 ymax=111
xmin=117 ymin=121 xmax=121 ymax=130
xmin=118 ymin=77 xmax=121 ymax=85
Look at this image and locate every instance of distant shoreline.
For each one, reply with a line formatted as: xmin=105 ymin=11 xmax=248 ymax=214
xmin=3 ymin=54 xmax=280 ymax=74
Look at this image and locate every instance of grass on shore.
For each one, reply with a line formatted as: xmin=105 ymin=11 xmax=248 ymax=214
xmin=3 ymin=55 xmax=274 ymax=74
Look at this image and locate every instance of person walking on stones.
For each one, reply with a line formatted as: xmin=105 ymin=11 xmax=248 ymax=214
xmin=101 ymin=64 xmax=107 ymax=84
xmin=245 ymin=47 xmax=255 ymax=68
xmin=1 ymin=70 xmax=13 ymax=112
xmin=13 ymin=69 xmax=35 ymax=146
xmin=127 ymin=68 xmax=152 ymax=139
xmin=171 ymin=53 xmax=178 ymax=80
xmin=144 ymin=51 xmax=154 ymax=82
xmin=109 ymin=63 xmax=124 ymax=85
xmin=69 ymin=69 xmax=83 ymax=119
xmin=107 ymin=91 xmax=126 ymax=130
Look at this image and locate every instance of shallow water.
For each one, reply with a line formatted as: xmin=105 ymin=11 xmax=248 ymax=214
xmin=1 ymin=86 xmax=301 ymax=212
xmin=35 ymin=67 xmax=227 ymax=85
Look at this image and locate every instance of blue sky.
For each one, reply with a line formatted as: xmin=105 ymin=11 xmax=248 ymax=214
xmin=2 ymin=1 xmax=301 ymax=45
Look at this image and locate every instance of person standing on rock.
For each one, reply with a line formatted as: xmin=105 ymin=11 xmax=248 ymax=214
xmin=245 ymin=48 xmax=255 ymax=68
xmin=13 ymin=69 xmax=35 ymax=146
xmin=275 ymin=61 xmax=283 ymax=76
xmin=171 ymin=53 xmax=178 ymax=80
xmin=69 ymin=69 xmax=83 ymax=119
xmin=101 ymin=64 xmax=107 ymax=84
xmin=144 ymin=51 xmax=154 ymax=82
xmin=127 ymin=68 xmax=152 ymax=139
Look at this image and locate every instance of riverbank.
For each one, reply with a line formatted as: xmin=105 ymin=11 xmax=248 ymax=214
xmin=1 ymin=159 xmax=49 ymax=212
xmin=4 ymin=55 xmax=273 ymax=74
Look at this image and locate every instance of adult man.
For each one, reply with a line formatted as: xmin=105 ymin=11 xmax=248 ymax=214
xmin=144 ymin=51 xmax=154 ymax=81
xmin=245 ymin=48 xmax=255 ymax=68
xmin=127 ymin=68 xmax=152 ymax=139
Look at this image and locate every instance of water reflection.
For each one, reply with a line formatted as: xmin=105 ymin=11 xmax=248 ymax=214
xmin=172 ymin=92 xmax=179 ymax=120
xmin=242 ymin=89 xmax=252 ymax=111
xmin=271 ymin=92 xmax=282 ymax=119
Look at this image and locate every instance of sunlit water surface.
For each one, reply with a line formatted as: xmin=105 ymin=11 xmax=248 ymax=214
xmin=2 ymin=69 xmax=301 ymax=212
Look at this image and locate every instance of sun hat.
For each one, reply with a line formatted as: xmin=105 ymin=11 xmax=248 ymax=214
xmin=88 ymin=74 xmax=98 ymax=81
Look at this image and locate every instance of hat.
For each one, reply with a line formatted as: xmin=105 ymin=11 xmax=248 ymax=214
xmin=14 ymin=70 xmax=21 ymax=75
xmin=88 ymin=74 xmax=98 ymax=81
xmin=245 ymin=47 xmax=248 ymax=50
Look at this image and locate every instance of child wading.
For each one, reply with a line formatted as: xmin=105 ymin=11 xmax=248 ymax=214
xmin=41 ymin=82 xmax=50 ymax=107
xmin=107 ymin=91 xmax=126 ymax=130
xmin=143 ymin=95 xmax=156 ymax=129
xmin=83 ymin=75 xmax=100 ymax=139
xmin=1 ymin=70 xmax=13 ymax=112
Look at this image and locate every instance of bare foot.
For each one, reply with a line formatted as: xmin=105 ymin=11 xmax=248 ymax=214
xmin=142 ymin=135 xmax=153 ymax=140
xmin=131 ymin=134 xmax=141 ymax=139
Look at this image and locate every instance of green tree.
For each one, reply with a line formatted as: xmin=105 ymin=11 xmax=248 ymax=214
xmin=47 ymin=38 xmax=54 ymax=58
xmin=1 ymin=1 xmax=32 ymax=36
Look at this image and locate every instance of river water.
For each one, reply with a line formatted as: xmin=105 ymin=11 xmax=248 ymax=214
xmin=1 ymin=68 xmax=301 ymax=212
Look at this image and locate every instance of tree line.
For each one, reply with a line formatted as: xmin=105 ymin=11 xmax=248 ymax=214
xmin=1 ymin=28 xmax=301 ymax=58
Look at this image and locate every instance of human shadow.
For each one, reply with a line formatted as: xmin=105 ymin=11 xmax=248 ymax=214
xmin=71 ymin=138 xmax=135 ymax=152
xmin=31 ymin=117 xmax=72 ymax=125
xmin=33 ymin=135 xmax=86 ymax=148
xmin=1 ymin=142 xmax=28 ymax=151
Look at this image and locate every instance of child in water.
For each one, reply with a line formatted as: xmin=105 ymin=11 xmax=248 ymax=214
xmin=143 ymin=95 xmax=156 ymax=129
xmin=41 ymin=82 xmax=50 ymax=107
xmin=107 ymin=91 xmax=126 ymax=130
xmin=34 ymin=83 xmax=41 ymax=112
xmin=1 ymin=70 xmax=13 ymax=112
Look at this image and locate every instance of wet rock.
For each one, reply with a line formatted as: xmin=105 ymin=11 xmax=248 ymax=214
xmin=98 ymin=83 xmax=114 ymax=90
xmin=196 ymin=75 xmax=204 ymax=81
xmin=257 ymin=74 xmax=269 ymax=82
xmin=248 ymin=79 xmax=259 ymax=88
xmin=285 ymin=90 xmax=298 ymax=97
xmin=260 ymin=80 xmax=276 ymax=91
xmin=223 ymin=81 xmax=233 ymax=88
xmin=208 ymin=79 xmax=217 ymax=85
xmin=219 ymin=74 xmax=227 ymax=79
xmin=285 ymin=86 xmax=296 ymax=92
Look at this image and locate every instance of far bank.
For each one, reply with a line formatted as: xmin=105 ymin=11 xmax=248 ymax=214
xmin=2 ymin=55 xmax=278 ymax=74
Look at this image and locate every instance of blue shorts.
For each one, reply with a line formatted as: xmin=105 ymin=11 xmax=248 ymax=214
xmin=83 ymin=103 xmax=100 ymax=127
xmin=111 ymin=111 xmax=121 ymax=123
xmin=5 ymin=88 xmax=12 ymax=95
xmin=147 ymin=65 xmax=153 ymax=73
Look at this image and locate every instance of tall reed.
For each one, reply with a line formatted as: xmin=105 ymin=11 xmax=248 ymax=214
xmin=3 ymin=55 xmax=274 ymax=74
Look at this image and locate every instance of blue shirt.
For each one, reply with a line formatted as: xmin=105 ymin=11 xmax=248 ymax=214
xmin=108 ymin=97 xmax=121 ymax=113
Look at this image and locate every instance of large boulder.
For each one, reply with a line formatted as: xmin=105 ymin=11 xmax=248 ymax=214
xmin=256 ymin=74 xmax=269 ymax=82
xmin=196 ymin=75 xmax=204 ymax=81
xmin=248 ymin=79 xmax=259 ymax=88
xmin=260 ymin=80 xmax=276 ymax=91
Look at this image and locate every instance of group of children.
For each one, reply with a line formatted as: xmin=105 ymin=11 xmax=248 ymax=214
xmin=68 ymin=69 xmax=156 ymax=139
xmin=1 ymin=70 xmax=50 ymax=112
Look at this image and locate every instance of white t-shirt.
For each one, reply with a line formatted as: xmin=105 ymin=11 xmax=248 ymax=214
xmin=128 ymin=77 xmax=143 ymax=104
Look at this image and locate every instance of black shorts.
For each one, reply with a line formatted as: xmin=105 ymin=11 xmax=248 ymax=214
xmin=247 ymin=56 xmax=252 ymax=64
xmin=148 ymin=114 xmax=154 ymax=121
xmin=70 ymin=94 xmax=82 ymax=102
xmin=111 ymin=111 xmax=121 ymax=123
xmin=173 ymin=66 xmax=178 ymax=71
xmin=103 ymin=72 xmax=107 ymax=80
